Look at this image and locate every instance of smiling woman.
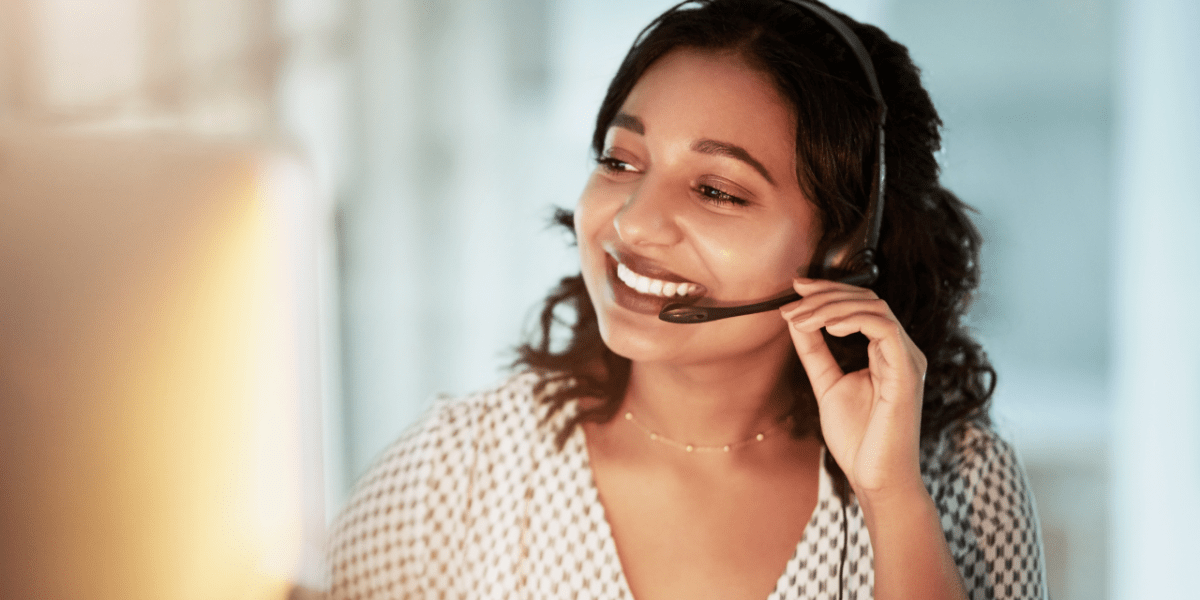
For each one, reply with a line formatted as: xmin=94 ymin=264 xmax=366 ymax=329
xmin=327 ymin=1 xmax=1047 ymax=599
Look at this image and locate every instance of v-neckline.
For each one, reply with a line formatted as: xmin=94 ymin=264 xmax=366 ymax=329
xmin=567 ymin=422 xmax=840 ymax=600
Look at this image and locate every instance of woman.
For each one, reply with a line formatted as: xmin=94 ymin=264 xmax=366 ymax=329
xmin=328 ymin=1 xmax=1046 ymax=599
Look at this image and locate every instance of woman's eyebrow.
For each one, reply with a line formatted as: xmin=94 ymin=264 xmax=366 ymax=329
xmin=609 ymin=114 xmax=775 ymax=186
xmin=691 ymin=139 xmax=776 ymax=186
xmin=611 ymin=112 xmax=645 ymax=135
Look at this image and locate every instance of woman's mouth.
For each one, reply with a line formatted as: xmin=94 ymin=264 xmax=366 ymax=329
xmin=615 ymin=262 xmax=699 ymax=297
xmin=605 ymin=254 xmax=706 ymax=316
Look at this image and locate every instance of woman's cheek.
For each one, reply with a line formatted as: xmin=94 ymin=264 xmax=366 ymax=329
xmin=575 ymin=175 xmax=613 ymax=233
xmin=574 ymin=176 xmax=617 ymax=293
xmin=749 ymin=220 xmax=820 ymax=289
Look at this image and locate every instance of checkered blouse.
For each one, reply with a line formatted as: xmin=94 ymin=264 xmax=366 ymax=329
xmin=328 ymin=372 xmax=1047 ymax=599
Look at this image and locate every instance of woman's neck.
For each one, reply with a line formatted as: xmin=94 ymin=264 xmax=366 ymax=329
xmin=622 ymin=344 xmax=795 ymax=448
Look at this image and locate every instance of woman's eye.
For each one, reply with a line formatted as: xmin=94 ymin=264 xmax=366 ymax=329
xmin=697 ymin=184 xmax=749 ymax=207
xmin=596 ymin=156 xmax=638 ymax=174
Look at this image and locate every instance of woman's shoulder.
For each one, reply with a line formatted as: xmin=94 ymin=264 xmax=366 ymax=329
xmin=350 ymin=370 xmax=555 ymax=487
xmin=919 ymin=417 xmax=1030 ymax=508
xmin=326 ymin=370 xmax=561 ymax=598
xmin=430 ymin=368 xmax=549 ymax=424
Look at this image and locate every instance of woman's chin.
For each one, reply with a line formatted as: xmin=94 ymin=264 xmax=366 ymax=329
xmin=594 ymin=297 xmax=690 ymax=362
xmin=597 ymin=322 xmax=679 ymax=364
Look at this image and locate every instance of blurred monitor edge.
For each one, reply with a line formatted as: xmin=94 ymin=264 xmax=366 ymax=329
xmin=0 ymin=122 xmax=323 ymax=600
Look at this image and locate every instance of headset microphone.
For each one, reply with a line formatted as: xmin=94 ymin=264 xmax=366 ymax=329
xmin=658 ymin=266 xmax=879 ymax=323
xmin=659 ymin=0 xmax=887 ymax=325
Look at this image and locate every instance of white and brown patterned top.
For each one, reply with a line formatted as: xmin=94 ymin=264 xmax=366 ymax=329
xmin=328 ymin=371 xmax=1047 ymax=600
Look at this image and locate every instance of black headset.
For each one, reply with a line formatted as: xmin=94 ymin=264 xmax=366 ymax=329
xmin=658 ymin=0 xmax=888 ymax=324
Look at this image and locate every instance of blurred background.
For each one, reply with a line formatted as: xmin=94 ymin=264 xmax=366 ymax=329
xmin=0 ymin=0 xmax=1196 ymax=598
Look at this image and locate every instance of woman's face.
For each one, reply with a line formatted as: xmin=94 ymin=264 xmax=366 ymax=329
xmin=576 ymin=48 xmax=822 ymax=366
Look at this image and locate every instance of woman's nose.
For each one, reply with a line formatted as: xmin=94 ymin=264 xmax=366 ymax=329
xmin=613 ymin=177 xmax=684 ymax=247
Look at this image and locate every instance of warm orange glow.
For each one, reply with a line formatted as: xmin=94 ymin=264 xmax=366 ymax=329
xmin=0 ymin=126 xmax=307 ymax=600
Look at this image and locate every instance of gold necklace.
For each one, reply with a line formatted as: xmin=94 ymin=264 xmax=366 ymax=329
xmin=622 ymin=410 xmax=793 ymax=453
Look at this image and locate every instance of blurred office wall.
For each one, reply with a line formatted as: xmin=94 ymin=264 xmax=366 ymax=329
xmin=1109 ymin=1 xmax=1200 ymax=598
xmin=2 ymin=0 xmax=1198 ymax=598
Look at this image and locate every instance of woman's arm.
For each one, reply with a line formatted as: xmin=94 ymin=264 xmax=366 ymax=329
xmin=782 ymin=277 xmax=967 ymax=600
xmin=858 ymin=481 xmax=969 ymax=599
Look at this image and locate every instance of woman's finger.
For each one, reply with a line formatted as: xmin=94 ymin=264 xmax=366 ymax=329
xmin=780 ymin=292 xmax=878 ymax=322
xmin=789 ymin=306 xmax=925 ymax=394
xmin=782 ymin=297 xmax=894 ymax=329
xmin=791 ymin=277 xmax=877 ymax=298
xmin=824 ymin=312 xmax=914 ymax=372
xmin=782 ymin=278 xmax=879 ymax=318
xmin=785 ymin=277 xmax=927 ymax=401
xmin=783 ymin=312 xmax=845 ymax=399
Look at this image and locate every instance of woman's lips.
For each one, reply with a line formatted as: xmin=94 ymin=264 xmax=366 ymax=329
xmin=604 ymin=253 xmax=706 ymax=316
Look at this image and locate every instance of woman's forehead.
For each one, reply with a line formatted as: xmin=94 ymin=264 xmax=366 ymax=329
xmin=615 ymin=48 xmax=799 ymax=184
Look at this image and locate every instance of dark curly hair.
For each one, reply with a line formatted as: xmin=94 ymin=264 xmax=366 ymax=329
xmin=514 ymin=0 xmax=994 ymax=464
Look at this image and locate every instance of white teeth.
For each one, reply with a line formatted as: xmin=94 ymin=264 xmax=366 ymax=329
xmin=615 ymin=261 xmax=697 ymax=298
xmin=616 ymin=263 xmax=632 ymax=284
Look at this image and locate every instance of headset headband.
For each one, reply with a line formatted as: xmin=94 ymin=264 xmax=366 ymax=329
xmin=786 ymin=0 xmax=887 ymax=286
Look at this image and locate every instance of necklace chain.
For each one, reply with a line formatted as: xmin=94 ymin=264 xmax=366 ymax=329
xmin=622 ymin=410 xmax=793 ymax=453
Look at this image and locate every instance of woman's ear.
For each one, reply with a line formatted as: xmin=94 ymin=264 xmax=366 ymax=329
xmin=799 ymin=235 xmax=837 ymax=279
xmin=805 ymin=228 xmax=859 ymax=279
xmin=811 ymin=218 xmax=880 ymax=286
xmin=824 ymin=241 xmax=855 ymax=272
